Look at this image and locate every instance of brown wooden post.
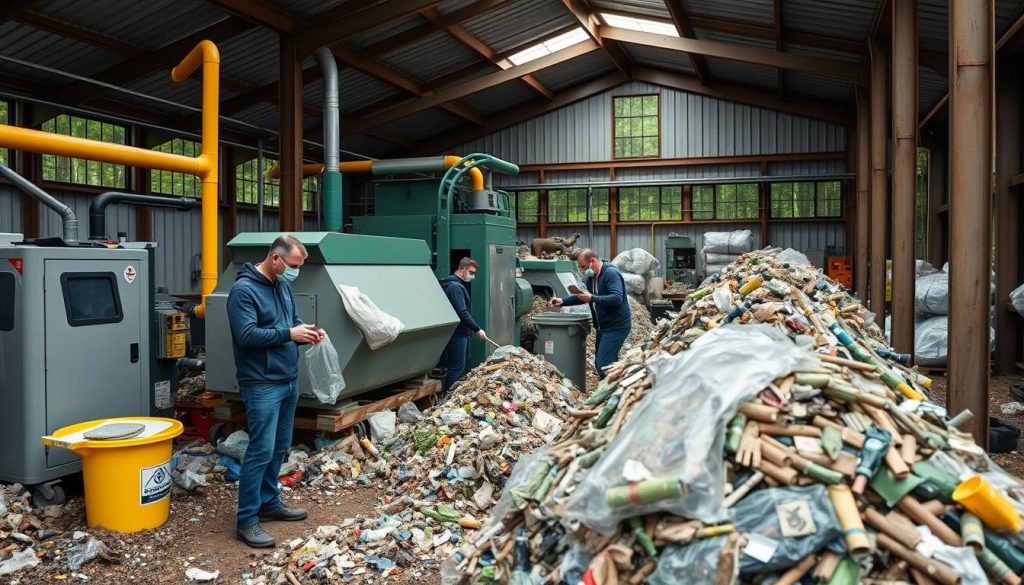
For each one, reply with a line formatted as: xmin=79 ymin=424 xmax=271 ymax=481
xmin=682 ymin=184 xmax=692 ymax=222
xmin=855 ymin=88 xmax=871 ymax=298
xmin=278 ymin=34 xmax=304 ymax=231
xmin=15 ymin=102 xmax=40 ymax=238
xmin=869 ymin=38 xmax=889 ymax=326
xmin=131 ymin=126 xmax=152 ymax=242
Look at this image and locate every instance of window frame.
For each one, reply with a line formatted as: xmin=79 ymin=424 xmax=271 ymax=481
xmin=40 ymin=114 xmax=127 ymax=189
xmin=512 ymin=190 xmax=540 ymax=224
xmin=769 ymin=181 xmax=843 ymax=219
xmin=60 ymin=272 xmax=124 ymax=327
xmin=234 ymin=158 xmax=319 ymax=212
xmin=547 ymin=188 xmax=609 ymax=223
xmin=688 ymin=183 xmax=759 ymax=220
xmin=612 ymin=94 xmax=661 ymax=160
xmin=151 ymin=138 xmax=201 ymax=197
xmin=618 ymin=185 xmax=682 ymax=221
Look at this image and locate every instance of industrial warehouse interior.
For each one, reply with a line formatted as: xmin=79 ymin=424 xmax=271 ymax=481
xmin=1 ymin=0 xmax=1024 ymax=582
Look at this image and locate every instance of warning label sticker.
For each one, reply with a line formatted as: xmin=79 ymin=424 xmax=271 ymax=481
xmin=544 ymin=340 xmax=554 ymax=355
xmin=123 ymin=265 xmax=137 ymax=284
xmin=140 ymin=460 xmax=171 ymax=506
xmin=154 ymin=380 xmax=171 ymax=410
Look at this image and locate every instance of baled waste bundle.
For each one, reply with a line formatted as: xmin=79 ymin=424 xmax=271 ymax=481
xmin=441 ymin=248 xmax=1024 ymax=585
xmin=249 ymin=347 xmax=582 ymax=583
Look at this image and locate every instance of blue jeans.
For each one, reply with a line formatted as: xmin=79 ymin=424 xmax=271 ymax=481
xmin=595 ymin=326 xmax=630 ymax=379
xmin=236 ymin=379 xmax=299 ymax=528
xmin=442 ymin=335 xmax=470 ymax=392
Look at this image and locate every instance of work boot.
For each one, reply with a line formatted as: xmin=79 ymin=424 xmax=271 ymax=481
xmin=236 ymin=523 xmax=275 ymax=548
xmin=259 ymin=505 xmax=307 ymax=522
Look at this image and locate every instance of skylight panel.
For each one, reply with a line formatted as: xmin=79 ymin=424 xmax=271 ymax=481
xmin=508 ymin=28 xmax=590 ymax=65
xmin=600 ymin=13 xmax=679 ymax=36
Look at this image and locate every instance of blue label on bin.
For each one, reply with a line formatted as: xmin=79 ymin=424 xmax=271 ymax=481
xmin=140 ymin=460 xmax=171 ymax=506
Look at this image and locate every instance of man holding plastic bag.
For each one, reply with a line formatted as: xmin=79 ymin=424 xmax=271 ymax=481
xmin=440 ymin=257 xmax=487 ymax=392
xmin=551 ymin=249 xmax=631 ymax=379
xmin=226 ymin=235 xmax=325 ymax=548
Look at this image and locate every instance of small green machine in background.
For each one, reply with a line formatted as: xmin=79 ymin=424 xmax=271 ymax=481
xmin=352 ymin=154 xmax=533 ymax=370
xmin=665 ymin=234 xmax=698 ymax=287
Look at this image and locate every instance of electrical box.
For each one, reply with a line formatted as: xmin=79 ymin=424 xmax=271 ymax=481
xmin=665 ymin=235 xmax=698 ymax=287
xmin=155 ymin=307 xmax=189 ymax=359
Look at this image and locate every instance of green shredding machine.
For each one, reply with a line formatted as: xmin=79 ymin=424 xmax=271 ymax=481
xmin=517 ymin=258 xmax=584 ymax=299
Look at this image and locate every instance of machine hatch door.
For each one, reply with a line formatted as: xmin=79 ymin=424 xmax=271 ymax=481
xmin=44 ymin=259 xmax=145 ymax=468
xmin=487 ymin=244 xmax=516 ymax=354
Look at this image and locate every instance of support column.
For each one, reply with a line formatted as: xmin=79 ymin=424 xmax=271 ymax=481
xmin=855 ymin=88 xmax=871 ymax=299
xmin=891 ymin=0 xmax=918 ymax=354
xmin=925 ymin=143 xmax=946 ymax=266
xmin=994 ymin=73 xmax=1021 ymax=373
xmin=609 ymin=168 xmax=618 ymax=257
xmin=869 ymin=39 xmax=889 ymax=326
xmin=223 ymin=148 xmax=238 ymax=268
xmin=278 ymin=35 xmax=304 ymax=232
xmin=15 ymin=102 xmax=40 ymax=238
xmin=948 ymin=0 xmax=993 ymax=447
xmin=132 ymin=126 xmax=152 ymax=242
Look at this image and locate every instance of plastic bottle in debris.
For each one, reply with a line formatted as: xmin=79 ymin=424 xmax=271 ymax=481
xmin=509 ymin=528 xmax=532 ymax=585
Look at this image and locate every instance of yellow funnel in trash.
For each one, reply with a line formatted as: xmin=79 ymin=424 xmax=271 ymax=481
xmin=43 ymin=417 xmax=183 ymax=533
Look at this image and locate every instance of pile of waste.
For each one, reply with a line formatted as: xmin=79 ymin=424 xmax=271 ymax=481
xmin=250 ymin=346 xmax=582 ymax=583
xmin=584 ymin=297 xmax=653 ymax=389
xmin=442 ymin=248 xmax=1024 ymax=585
xmin=703 ymin=230 xmax=754 ymax=275
xmin=176 ymin=373 xmax=207 ymax=403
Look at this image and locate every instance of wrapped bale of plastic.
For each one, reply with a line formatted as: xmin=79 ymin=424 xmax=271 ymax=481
xmin=702 ymin=229 xmax=754 ymax=255
xmin=1011 ymin=283 xmax=1024 ymax=317
xmin=621 ymin=272 xmax=647 ymax=295
xmin=612 ymin=248 xmax=661 ymax=277
xmin=777 ymin=248 xmax=811 ymax=268
xmin=703 ymin=263 xmax=728 ymax=276
xmin=915 ymin=315 xmax=995 ymax=366
xmin=915 ymin=272 xmax=950 ymax=315
xmin=704 ymin=253 xmax=741 ymax=266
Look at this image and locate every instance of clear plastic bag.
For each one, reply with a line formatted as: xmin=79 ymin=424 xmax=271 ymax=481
xmin=704 ymin=263 xmax=728 ymax=276
xmin=702 ymin=230 xmax=754 ymax=255
xmin=306 ymin=337 xmax=346 ymax=404
xmin=565 ymin=325 xmax=818 ymax=534
xmin=1012 ymin=283 xmax=1024 ymax=317
xmin=0 ymin=547 xmax=40 ymax=574
xmin=621 ymin=272 xmax=646 ymax=295
xmin=67 ymin=538 xmax=106 ymax=570
xmin=777 ymin=248 xmax=811 ymax=268
xmin=612 ymin=248 xmax=661 ymax=276
xmin=648 ymin=536 xmax=731 ymax=585
xmin=731 ymin=485 xmax=843 ymax=576
xmin=216 ymin=430 xmax=249 ymax=461
xmin=367 ymin=410 xmax=397 ymax=440
xmin=704 ymin=253 xmax=740 ymax=265
xmin=397 ymin=401 xmax=426 ymax=424
xmin=338 ymin=284 xmax=405 ymax=350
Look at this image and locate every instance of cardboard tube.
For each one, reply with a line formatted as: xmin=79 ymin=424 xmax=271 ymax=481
xmin=739 ymin=402 xmax=779 ymax=423
xmin=865 ymin=405 xmax=903 ymax=444
xmin=875 ymin=532 xmax=961 ymax=585
xmin=759 ymin=424 xmax=822 ymax=437
xmin=898 ymin=496 xmax=963 ymax=547
xmin=814 ymin=552 xmax=842 ymax=581
xmin=863 ymin=506 xmax=922 ymax=549
xmin=759 ymin=440 xmax=793 ymax=467
xmin=909 ymin=567 xmax=941 ymax=585
xmin=818 ymin=353 xmax=880 ymax=372
xmin=776 ymin=554 xmax=817 ymax=585
xmin=901 ymin=435 xmax=918 ymax=466
xmin=961 ymin=513 xmax=985 ymax=552
xmin=813 ymin=416 xmax=867 ymax=448
xmin=921 ymin=500 xmax=947 ymax=517
xmin=757 ymin=460 xmax=798 ymax=485
xmin=827 ymin=484 xmax=870 ymax=558
xmin=724 ymin=471 xmax=763 ymax=508
xmin=884 ymin=445 xmax=911 ymax=479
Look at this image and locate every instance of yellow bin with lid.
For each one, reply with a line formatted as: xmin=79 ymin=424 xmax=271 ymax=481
xmin=42 ymin=417 xmax=183 ymax=533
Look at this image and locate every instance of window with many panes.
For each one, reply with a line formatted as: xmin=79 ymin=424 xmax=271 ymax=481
xmin=613 ymin=95 xmax=659 ymax=159
xmin=0 ymin=101 xmax=8 ymax=166
xmin=770 ymin=181 xmax=842 ymax=218
xmin=547 ymin=188 xmax=609 ymax=223
xmin=151 ymin=138 xmax=200 ymax=197
xmin=512 ymin=191 xmax=539 ymax=223
xmin=691 ymin=184 xmax=759 ymax=220
xmin=235 ymin=158 xmax=317 ymax=211
xmin=42 ymin=114 xmax=126 ymax=188
xmin=618 ymin=186 xmax=682 ymax=221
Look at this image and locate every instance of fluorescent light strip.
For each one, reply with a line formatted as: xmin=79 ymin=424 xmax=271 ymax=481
xmin=600 ymin=12 xmax=679 ymax=37
xmin=508 ymin=28 xmax=590 ymax=65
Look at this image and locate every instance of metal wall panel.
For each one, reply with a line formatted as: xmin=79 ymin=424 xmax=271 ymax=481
xmin=457 ymin=81 xmax=847 ymax=164
xmin=152 ymin=207 xmax=203 ymax=293
xmin=516 ymin=226 xmax=539 ymax=244
xmin=767 ymin=222 xmax=846 ymax=255
xmin=0 ymin=186 xmax=22 ymax=234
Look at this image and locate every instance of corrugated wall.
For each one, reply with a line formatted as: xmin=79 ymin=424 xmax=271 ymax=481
xmin=0 ymin=185 xmax=23 ymax=233
xmin=152 ymin=207 xmax=202 ymax=293
xmin=457 ymin=81 xmax=847 ymax=164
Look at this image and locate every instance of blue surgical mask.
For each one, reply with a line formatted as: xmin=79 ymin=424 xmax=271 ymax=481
xmin=280 ymin=266 xmax=300 ymax=283
xmin=584 ymin=268 xmax=595 ymax=278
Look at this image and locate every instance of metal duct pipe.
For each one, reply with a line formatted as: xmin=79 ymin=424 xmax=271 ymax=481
xmin=266 ymin=156 xmax=489 ymax=191
xmin=89 ymin=192 xmax=197 ymax=240
xmin=0 ymin=161 xmax=78 ymax=242
xmin=314 ymin=47 xmax=342 ymax=231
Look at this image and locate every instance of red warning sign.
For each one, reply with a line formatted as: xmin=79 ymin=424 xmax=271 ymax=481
xmin=8 ymin=258 xmax=22 ymax=276
xmin=123 ymin=265 xmax=137 ymax=284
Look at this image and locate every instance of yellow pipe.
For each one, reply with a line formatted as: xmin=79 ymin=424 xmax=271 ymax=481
xmin=171 ymin=40 xmax=220 ymax=319
xmin=265 ymin=157 xmax=484 ymax=190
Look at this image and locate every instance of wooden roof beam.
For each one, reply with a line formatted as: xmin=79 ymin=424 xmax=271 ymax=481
xmin=359 ymin=0 xmax=517 ymax=60
xmin=602 ymin=26 xmax=869 ymax=84
xmin=0 ymin=0 xmax=40 ymax=24
xmin=559 ymin=0 xmax=631 ymax=76
xmin=663 ymin=0 xmax=711 ymax=84
xmin=202 ymin=0 xmax=295 ymax=33
xmin=297 ymin=0 xmax=446 ymax=56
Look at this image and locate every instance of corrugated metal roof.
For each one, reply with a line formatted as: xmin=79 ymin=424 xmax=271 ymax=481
xmin=218 ymin=28 xmax=280 ymax=88
xmin=697 ymin=29 xmax=777 ymax=50
xmin=918 ymin=0 xmax=948 ymax=53
xmin=686 ymin=0 xmax=774 ymax=24
xmin=234 ymin=102 xmax=279 ymax=131
xmin=0 ymin=23 xmax=124 ymax=78
xmin=379 ymin=30 xmax=485 ymax=84
xmin=589 ymin=0 xmax=671 ymax=19
xmin=531 ymin=50 xmax=616 ymax=92
xmin=338 ymin=69 xmax=404 ymax=114
xmin=261 ymin=0 xmax=346 ymax=18
xmin=377 ymin=107 xmax=465 ymax=141
xmin=457 ymin=79 xmax=540 ymax=116
xmin=347 ymin=13 xmax=427 ymax=51
xmin=31 ymin=0 xmax=232 ymax=52
xmin=340 ymin=134 xmax=400 ymax=158
xmin=997 ymin=0 xmax=1024 ymax=35
xmin=786 ymin=44 xmax=864 ymax=63
xmin=918 ymin=66 xmax=948 ymax=114
xmin=783 ymin=0 xmax=876 ymax=40
xmin=705 ymin=57 xmax=778 ymax=90
xmin=437 ymin=0 xmax=483 ymax=13
xmin=786 ymin=72 xmax=853 ymax=104
xmin=126 ymin=70 xmax=241 ymax=108
xmin=462 ymin=0 xmax=576 ymax=54
xmin=625 ymin=44 xmax=696 ymax=75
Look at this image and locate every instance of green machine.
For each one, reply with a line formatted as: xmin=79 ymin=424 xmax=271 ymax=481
xmin=665 ymin=234 xmax=698 ymax=286
xmin=517 ymin=258 xmax=584 ymax=299
xmin=351 ymin=154 xmax=532 ymax=369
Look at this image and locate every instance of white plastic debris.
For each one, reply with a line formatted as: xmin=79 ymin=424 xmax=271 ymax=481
xmin=185 ymin=567 xmax=221 ymax=582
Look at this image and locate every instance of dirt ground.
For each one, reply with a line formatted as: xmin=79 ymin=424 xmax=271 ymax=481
xmin=19 ymin=478 xmax=442 ymax=584
xmin=929 ymin=371 xmax=1024 ymax=477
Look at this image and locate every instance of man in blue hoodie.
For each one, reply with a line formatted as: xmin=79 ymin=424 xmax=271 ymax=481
xmin=550 ymin=249 xmax=631 ymax=380
xmin=440 ymin=257 xmax=487 ymax=392
xmin=227 ymin=235 xmax=325 ymax=548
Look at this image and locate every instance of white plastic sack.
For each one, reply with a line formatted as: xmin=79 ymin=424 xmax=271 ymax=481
xmin=777 ymin=248 xmax=811 ymax=268
xmin=702 ymin=230 xmax=754 ymax=255
xmin=915 ymin=316 xmax=995 ymax=367
xmin=338 ymin=284 xmax=405 ymax=350
xmin=397 ymin=401 xmax=426 ymax=424
xmin=621 ymin=272 xmax=646 ymax=295
xmin=704 ymin=263 xmax=728 ymax=276
xmin=367 ymin=410 xmax=397 ymax=440
xmin=306 ymin=337 xmax=346 ymax=404
xmin=704 ymin=253 xmax=740 ymax=265
xmin=917 ymin=259 xmax=940 ymax=277
xmin=1011 ymin=283 xmax=1024 ymax=317
xmin=915 ymin=273 xmax=949 ymax=315
xmin=612 ymin=248 xmax=660 ymax=276
xmin=565 ymin=325 xmax=818 ymax=534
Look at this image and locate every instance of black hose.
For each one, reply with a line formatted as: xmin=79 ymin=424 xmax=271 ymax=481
xmin=90 ymin=191 xmax=197 ymax=240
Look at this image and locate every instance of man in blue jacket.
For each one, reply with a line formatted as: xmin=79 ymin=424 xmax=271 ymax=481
xmin=227 ymin=235 xmax=325 ymax=548
xmin=440 ymin=257 xmax=487 ymax=392
xmin=551 ymin=249 xmax=631 ymax=380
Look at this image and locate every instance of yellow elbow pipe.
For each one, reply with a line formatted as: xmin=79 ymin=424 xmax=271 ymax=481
xmin=442 ymin=155 xmax=484 ymax=191
xmin=265 ymin=157 xmax=483 ymax=190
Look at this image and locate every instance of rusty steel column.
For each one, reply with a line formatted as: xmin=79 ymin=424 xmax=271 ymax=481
xmin=278 ymin=35 xmax=304 ymax=232
xmin=948 ymin=0 xmax=993 ymax=447
xmin=855 ymin=88 xmax=871 ymax=300
xmin=994 ymin=73 xmax=1021 ymax=373
xmin=925 ymin=144 xmax=946 ymax=266
xmin=869 ymin=39 xmax=889 ymax=326
xmin=890 ymin=0 xmax=917 ymax=354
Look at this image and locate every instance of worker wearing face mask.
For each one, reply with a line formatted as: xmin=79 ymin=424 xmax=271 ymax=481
xmin=550 ymin=249 xmax=631 ymax=379
xmin=440 ymin=257 xmax=487 ymax=392
xmin=227 ymin=235 xmax=326 ymax=548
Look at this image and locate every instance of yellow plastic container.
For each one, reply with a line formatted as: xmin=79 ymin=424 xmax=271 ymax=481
xmin=953 ymin=475 xmax=1024 ymax=533
xmin=42 ymin=417 xmax=183 ymax=533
